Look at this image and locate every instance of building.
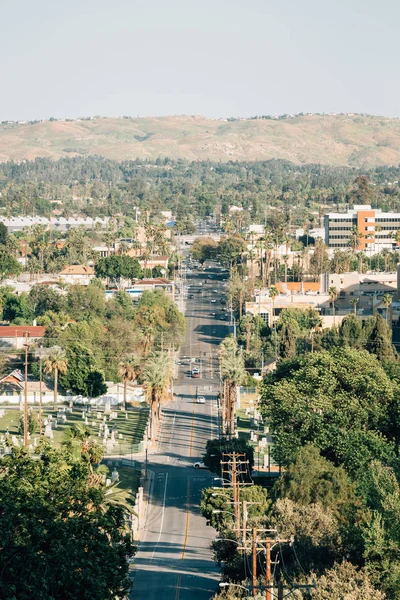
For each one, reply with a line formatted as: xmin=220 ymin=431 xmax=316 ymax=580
xmin=0 ymin=326 xmax=46 ymax=349
xmin=59 ymin=265 xmax=95 ymax=285
xmin=0 ymin=216 xmax=110 ymax=233
xmin=0 ymin=369 xmax=54 ymax=402
xmin=105 ymin=278 xmax=174 ymax=302
xmin=324 ymin=204 xmax=400 ymax=252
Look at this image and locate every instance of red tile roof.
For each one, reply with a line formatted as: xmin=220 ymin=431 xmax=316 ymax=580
xmin=0 ymin=326 xmax=46 ymax=337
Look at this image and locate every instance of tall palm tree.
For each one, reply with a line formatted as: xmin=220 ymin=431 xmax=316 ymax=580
xmin=348 ymin=226 xmax=363 ymax=253
xmin=351 ymin=297 xmax=359 ymax=316
xmin=44 ymin=347 xmax=68 ymax=408
xmin=269 ymin=286 xmax=279 ymax=329
xmin=118 ymin=354 xmax=141 ymax=410
xmin=143 ymin=352 xmax=173 ymax=441
xmin=328 ymin=287 xmax=338 ymax=326
xmin=219 ymin=338 xmax=246 ymax=437
xmin=382 ymin=293 xmax=392 ymax=325
xmin=62 ymin=423 xmax=104 ymax=467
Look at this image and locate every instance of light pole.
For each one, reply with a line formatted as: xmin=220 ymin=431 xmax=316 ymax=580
xmin=219 ymin=582 xmax=250 ymax=596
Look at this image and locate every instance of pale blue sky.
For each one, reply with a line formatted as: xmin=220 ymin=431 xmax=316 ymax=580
xmin=0 ymin=0 xmax=398 ymax=120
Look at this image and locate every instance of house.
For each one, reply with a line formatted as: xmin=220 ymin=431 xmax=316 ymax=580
xmin=0 ymin=326 xmax=46 ymax=349
xmin=59 ymin=265 xmax=95 ymax=285
xmin=0 ymin=369 xmax=54 ymax=404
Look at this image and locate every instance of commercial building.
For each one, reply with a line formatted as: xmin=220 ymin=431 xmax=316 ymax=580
xmin=324 ymin=205 xmax=400 ymax=252
xmin=0 ymin=216 xmax=110 ymax=233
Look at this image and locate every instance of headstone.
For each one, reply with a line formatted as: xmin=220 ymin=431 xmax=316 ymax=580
xmin=44 ymin=424 xmax=53 ymax=439
xmin=111 ymin=469 xmax=119 ymax=483
xmin=82 ymin=410 xmax=86 ymax=420
xmin=92 ymin=420 xmax=96 ymax=427
xmin=97 ymin=412 xmax=102 ymax=420
xmin=106 ymin=478 xmax=111 ymax=486
xmin=51 ymin=420 xmax=57 ymax=430
xmin=125 ymin=412 xmax=128 ymax=420
xmin=0 ymin=409 xmax=5 ymax=418
xmin=111 ymin=430 xmax=115 ymax=444
xmin=69 ymin=401 xmax=73 ymax=408
xmin=104 ymin=399 xmax=111 ymax=415
xmin=61 ymin=415 xmax=67 ymax=423
xmin=118 ymin=433 xmax=123 ymax=440
xmin=66 ymin=407 xmax=72 ymax=414
xmin=11 ymin=435 xmax=19 ymax=446
xmin=84 ymin=417 xmax=88 ymax=425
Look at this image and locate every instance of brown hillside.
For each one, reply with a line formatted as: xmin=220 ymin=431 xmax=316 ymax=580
xmin=1 ymin=114 xmax=400 ymax=167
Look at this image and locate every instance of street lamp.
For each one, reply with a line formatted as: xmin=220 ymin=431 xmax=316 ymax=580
xmin=219 ymin=582 xmax=250 ymax=596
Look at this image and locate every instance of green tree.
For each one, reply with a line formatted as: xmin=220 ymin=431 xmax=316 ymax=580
xmin=44 ymin=347 xmax=68 ymax=408
xmin=279 ymin=321 xmax=298 ymax=359
xmin=218 ymin=236 xmax=246 ymax=268
xmin=219 ymin=337 xmax=246 ymax=436
xmin=328 ymin=286 xmax=338 ymax=325
xmin=309 ymin=239 xmax=330 ymax=281
xmin=59 ymin=343 xmax=106 ymax=397
xmin=143 ymin=352 xmax=172 ymax=440
xmin=260 ymin=348 xmax=397 ymax=472
xmin=382 ymin=292 xmax=392 ymax=324
xmin=94 ymin=254 xmax=142 ymax=281
xmin=0 ymin=446 xmax=132 ymax=600
xmin=366 ymin=314 xmax=396 ymax=362
xmin=118 ymin=354 xmax=141 ymax=410
xmin=0 ymin=248 xmax=21 ymax=280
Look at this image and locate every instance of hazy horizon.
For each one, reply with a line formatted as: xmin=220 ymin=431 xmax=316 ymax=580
xmin=1 ymin=0 xmax=399 ymax=121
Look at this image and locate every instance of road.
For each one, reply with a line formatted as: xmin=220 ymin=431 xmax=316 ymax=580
xmin=131 ymin=261 xmax=229 ymax=600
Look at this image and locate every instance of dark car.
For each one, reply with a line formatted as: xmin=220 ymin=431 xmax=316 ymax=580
xmin=220 ymin=299 xmax=226 ymax=304
xmin=188 ymin=294 xmax=194 ymax=299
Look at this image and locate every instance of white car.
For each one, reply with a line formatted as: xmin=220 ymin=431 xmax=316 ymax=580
xmin=210 ymin=299 xmax=217 ymax=303
xmin=193 ymin=461 xmax=207 ymax=470
xmin=197 ymin=396 xmax=205 ymax=404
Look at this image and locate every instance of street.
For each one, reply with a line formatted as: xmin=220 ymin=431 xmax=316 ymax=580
xmin=131 ymin=260 xmax=229 ymax=600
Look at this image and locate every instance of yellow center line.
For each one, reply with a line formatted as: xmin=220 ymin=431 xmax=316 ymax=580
xmin=181 ymin=395 xmax=195 ymax=559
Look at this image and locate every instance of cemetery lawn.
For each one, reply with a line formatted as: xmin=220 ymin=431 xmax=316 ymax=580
xmin=0 ymin=405 xmax=149 ymax=454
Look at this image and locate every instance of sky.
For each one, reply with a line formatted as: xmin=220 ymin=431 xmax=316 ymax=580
xmin=0 ymin=0 xmax=398 ymax=121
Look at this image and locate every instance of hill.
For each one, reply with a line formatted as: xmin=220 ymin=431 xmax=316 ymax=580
xmin=1 ymin=114 xmax=400 ymax=167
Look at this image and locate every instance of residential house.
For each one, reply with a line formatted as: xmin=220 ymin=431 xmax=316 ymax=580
xmin=0 ymin=369 xmax=54 ymax=405
xmin=59 ymin=265 xmax=95 ymax=285
xmin=0 ymin=326 xmax=46 ymax=349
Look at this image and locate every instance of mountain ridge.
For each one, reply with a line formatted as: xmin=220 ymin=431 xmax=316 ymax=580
xmin=1 ymin=114 xmax=400 ymax=167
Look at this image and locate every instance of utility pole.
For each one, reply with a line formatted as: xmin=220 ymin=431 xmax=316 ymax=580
xmin=245 ymin=322 xmax=251 ymax=353
xmin=39 ymin=352 xmax=43 ymax=437
xmin=23 ymin=332 xmax=30 ymax=448
xmin=221 ymin=453 xmax=250 ymax=539
xmin=252 ymin=528 xmax=257 ymax=597
xmin=266 ymin=539 xmax=271 ymax=600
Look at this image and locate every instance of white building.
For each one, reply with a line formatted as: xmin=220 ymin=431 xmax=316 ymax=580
xmin=0 ymin=216 xmax=110 ymax=233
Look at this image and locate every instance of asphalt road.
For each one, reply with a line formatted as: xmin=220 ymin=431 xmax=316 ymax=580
xmin=131 ymin=262 xmax=229 ymax=600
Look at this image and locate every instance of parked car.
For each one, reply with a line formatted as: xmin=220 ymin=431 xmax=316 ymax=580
xmin=191 ymin=369 xmax=200 ymax=378
xmin=193 ymin=461 xmax=207 ymax=469
xmin=210 ymin=299 xmax=217 ymax=303
xmin=188 ymin=294 xmax=194 ymax=299
xmin=196 ymin=396 xmax=206 ymax=404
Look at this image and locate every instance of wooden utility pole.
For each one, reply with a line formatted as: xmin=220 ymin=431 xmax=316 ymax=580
xmin=245 ymin=322 xmax=251 ymax=353
xmin=232 ymin=453 xmax=240 ymax=539
xmin=252 ymin=528 xmax=257 ymax=597
xmin=266 ymin=539 xmax=271 ymax=600
xmin=23 ymin=332 xmax=29 ymax=448
xmin=39 ymin=353 xmax=43 ymax=437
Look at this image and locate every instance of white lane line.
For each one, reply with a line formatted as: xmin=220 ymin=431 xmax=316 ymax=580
xmin=150 ymin=472 xmax=169 ymax=561
xmin=169 ymin=413 xmax=176 ymax=451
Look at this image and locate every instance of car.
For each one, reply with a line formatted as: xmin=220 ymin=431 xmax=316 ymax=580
xmin=220 ymin=299 xmax=226 ymax=304
xmin=210 ymin=299 xmax=217 ymax=303
xmin=212 ymin=289 xmax=218 ymax=293
xmin=220 ymin=315 xmax=227 ymax=320
xmin=196 ymin=396 xmax=205 ymax=404
xmin=188 ymin=294 xmax=194 ymax=299
xmin=191 ymin=369 xmax=200 ymax=378
xmin=193 ymin=461 xmax=207 ymax=469
xmin=210 ymin=312 xmax=216 ymax=316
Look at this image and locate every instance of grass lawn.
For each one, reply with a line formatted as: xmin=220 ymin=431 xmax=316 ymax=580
xmin=0 ymin=404 xmax=149 ymax=455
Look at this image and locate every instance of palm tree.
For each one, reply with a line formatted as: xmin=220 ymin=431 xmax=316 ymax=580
xmin=62 ymin=423 xmax=104 ymax=467
xmin=282 ymin=255 xmax=289 ymax=283
xmin=348 ymin=226 xmax=363 ymax=253
xmin=118 ymin=354 xmax=141 ymax=410
xmin=351 ymin=297 xmax=359 ymax=316
xmin=382 ymin=293 xmax=392 ymax=325
xmin=269 ymin=286 xmax=279 ymax=329
xmin=143 ymin=352 xmax=173 ymax=441
xmin=219 ymin=338 xmax=246 ymax=436
xmin=44 ymin=347 xmax=68 ymax=408
xmin=328 ymin=287 xmax=338 ymax=326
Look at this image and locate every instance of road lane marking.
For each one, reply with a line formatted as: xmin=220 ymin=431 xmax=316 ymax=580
xmin=175 ymin=573 xmax=182 ymax=600
xmin=168 ymin=413 xmax=176 ymax=452
xmin=181 ymin=477 xmax=191 ymax=559
xmin=150 ymin=472 xmax=169 ymax=561
xmin=181 ymin=398 xmax=195 ymax=560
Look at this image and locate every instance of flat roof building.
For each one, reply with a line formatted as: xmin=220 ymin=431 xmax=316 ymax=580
xmin=324 ymin=205 xmax=400 ymax=253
